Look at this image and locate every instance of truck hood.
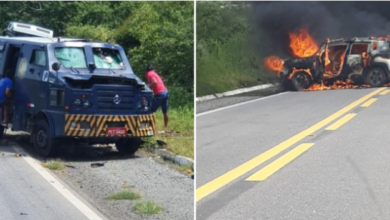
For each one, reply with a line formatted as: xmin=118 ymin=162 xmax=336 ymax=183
xmin=59 ymin=71 xmax=146 ymax=86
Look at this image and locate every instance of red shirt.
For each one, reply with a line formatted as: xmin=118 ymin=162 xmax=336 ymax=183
xmin=146 ymin=70 xmax=167 ymax=95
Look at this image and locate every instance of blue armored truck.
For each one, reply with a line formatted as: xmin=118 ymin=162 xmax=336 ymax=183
xmin=0 ymin=22 xmax=156 ymax=157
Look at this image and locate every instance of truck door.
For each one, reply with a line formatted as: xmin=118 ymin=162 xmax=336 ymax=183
xmin=345 ymin=43 xmax=368 ymax=79
xmin=13 ymin=45 xmax=48 ymax=130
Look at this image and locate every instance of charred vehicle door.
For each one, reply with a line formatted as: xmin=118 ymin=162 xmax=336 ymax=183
xmin=323 ymin=43 xmax=348 ymax=79
xmin=345 ymin=43 xmax=368 ymax=80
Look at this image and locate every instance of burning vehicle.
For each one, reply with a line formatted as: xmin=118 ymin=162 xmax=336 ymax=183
xmin=264 ymin=28 xmax=390 ymax=91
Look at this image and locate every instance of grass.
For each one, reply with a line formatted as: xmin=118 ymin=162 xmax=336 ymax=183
xmin=133 ymin=200 xmax=162 ymax=215
xmin=107 ymin=189 xmax=142 ymax=200
xmin=43 ymin=160 xmax=65 ymax=171
xmin=150 ymin=105 xmax=194 ymax=159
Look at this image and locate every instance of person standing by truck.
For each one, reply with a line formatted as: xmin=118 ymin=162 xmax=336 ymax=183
xmin=145 ymin=64 xmax=169 ymax=130
xmin=0 ymin=70 xmax=13 ymax=124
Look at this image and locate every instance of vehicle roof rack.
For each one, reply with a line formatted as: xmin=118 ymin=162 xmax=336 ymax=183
xmin=4 ymin=22 xmax=53 ymax=38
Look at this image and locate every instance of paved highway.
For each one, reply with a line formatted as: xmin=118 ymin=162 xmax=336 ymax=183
xmin=0 ymin=142 xmax=105 ymax=220
xmin=196 ymin=87 xmax=390 ymax=220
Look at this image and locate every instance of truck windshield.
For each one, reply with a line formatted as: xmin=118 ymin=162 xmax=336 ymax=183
xmin=93 ymin=48 xmax=125 ymax=70
xmin=54 ymin=47 xmax=87 ymax=68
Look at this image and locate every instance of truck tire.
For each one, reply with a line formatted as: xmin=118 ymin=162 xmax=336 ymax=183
xmin=115 ymin=138 xmax=142 ymax=155
xmin=364 ymin=67 xmax=387 ymax=87
xmin=33 ymin=119 xmax=57 ymax=157
xmin=291 ymin=71 xmax=312 ymax=91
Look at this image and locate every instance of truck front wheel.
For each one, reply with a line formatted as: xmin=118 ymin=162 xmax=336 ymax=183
xmin=291 ymin=71 xmax=313 ymax=91
xmin=33 ymin=119 xmax=57 ymax=157
xmin=115 ymin=138 xmax=142 ymax=155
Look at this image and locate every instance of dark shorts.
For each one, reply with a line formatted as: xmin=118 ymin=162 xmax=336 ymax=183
xmin=151 ymin=90 xmax=169 ymax=114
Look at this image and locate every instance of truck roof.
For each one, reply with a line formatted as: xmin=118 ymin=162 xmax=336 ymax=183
xmin=325 ymin=37 xmax=390 ymax=45
xmin=0 ymin=36 xmax=107 ymax=45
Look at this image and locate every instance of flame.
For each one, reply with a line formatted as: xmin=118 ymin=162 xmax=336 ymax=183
xmin=288 ymin=68 xmax=312 ymax=80
xmin=303 ymin=79 xmax=372 ymax=91
xmin=289 ymin=27 xmax=319 ymax=58
xmin=263 ymin=56 xmax=284 ymax=72
xmin=339 ymin=52 xmax=345 ymax=73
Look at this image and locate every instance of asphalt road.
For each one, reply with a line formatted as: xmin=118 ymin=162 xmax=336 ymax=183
xmin=0 ymin=134 xmax=193 ymax=220
xmin=0 ymin=143 xmax=95 ymax=220
xmin=196 ymin=87 xmax=390 ymax=220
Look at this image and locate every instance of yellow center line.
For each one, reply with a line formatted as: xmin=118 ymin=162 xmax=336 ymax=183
xmin=325 ymin=113 xmax=357 ymax=130
xmin=379 ymin=90 xmax=390 ymax=95
xmin=246 ymin=143 xmax=314 ymax=181
xmin=196 ymin=88 xmax=385 ymax=203
xmin=361 ymin=98 xmax=377 ymax=107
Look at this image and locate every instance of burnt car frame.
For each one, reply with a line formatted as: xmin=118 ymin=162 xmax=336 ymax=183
xmin=279 ymin=37 xmax=390 ymax=91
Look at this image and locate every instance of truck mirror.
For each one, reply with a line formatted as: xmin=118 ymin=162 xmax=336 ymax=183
xmin=52 ymin=62 xmax=61 ymax=71
xmin=88 ymin=63 xmax=96 ymax=70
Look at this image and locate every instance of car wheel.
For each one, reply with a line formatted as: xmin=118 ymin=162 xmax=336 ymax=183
xmin=33 ymin=119 xmax=57 ymax=157
xmin=115 ymin=138 xmax=142 ymax=155
xmin=365 ymin=67 xmax=387 ymax=87
xmin=291 ymin=72 xmax=312 ymax=91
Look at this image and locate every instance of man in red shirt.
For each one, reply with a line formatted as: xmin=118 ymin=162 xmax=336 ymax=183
xmin=145 ymin=64 xmax=169 ymax=129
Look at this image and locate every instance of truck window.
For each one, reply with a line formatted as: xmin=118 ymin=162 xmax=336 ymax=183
xmin=350 ymin=44 xmax=368 ymax=55
xmin=30 ymin=50 xmax=46 ymax=66
xmin=92 ymin=48 xmax=125 ymax=70
xmin=54 ymin=47 xmax=87 ymax=68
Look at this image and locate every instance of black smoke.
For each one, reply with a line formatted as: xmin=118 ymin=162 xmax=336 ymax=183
xmin=250 ymin=1 xmax=390 ymax=57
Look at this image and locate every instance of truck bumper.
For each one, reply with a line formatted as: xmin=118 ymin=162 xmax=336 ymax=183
xmin=64 ymin=114 xmax=155 ymax=137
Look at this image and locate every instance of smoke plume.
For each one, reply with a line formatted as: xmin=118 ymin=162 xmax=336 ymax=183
xmin=251 ymin=1 xmax=390 ymax=57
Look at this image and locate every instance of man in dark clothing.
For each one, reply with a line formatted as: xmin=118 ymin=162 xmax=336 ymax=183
xmin=0 ymin=70 xmax=13 ymax=124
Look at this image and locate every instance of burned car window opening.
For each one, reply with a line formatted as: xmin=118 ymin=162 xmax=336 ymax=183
xmin=92 ymin=48 xmax=125 ymax=70
xmin=54 ymin=47 xmax=87 ymax=68
xmin=350 ymin=44 xmax=368 ymax=55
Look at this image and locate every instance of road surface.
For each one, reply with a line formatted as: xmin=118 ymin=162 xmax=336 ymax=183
xmin=0 ymin=135 xmax=193 ymax=220
xmin=0 ymin=142 xmax=103 ymax=220
xmin=196 ymin=87 xmax=390 ymax=220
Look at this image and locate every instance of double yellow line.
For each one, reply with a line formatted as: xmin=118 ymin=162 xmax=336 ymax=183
xmin=196 ymin=88 xmax=386 ymax=202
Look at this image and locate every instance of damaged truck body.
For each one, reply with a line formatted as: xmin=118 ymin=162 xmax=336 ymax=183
xmin=0 ymin=22 xmax=155 ymax=157
xmin=279 ymin=37 xmax=390 ymax=91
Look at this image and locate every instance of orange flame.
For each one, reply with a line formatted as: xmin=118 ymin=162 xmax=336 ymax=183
xmin=288 ymin=68 xmax=312 ymax=80
xmin=289 ymin=27 xmax=319 ymax=58
xmin=263 ymin=56 xmax=284 ymax=72
xmin=339 ymin=52 xmax=345 ymax=71
xmin=303 ymin=79 xmax=370 ymax=91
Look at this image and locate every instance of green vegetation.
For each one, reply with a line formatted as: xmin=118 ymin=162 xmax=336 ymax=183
xmin=0 ymin=1 xmax=193 ymax=108
xmin=134 ymin=200 xmax=162 ymax=215
xmin=143 ymin=106 xmax=194 ymax=159
xmin=197 ymin=2 xmax=276 ymax=96
xmin=43 ymin=160 xmax=65 ymax=171
xmin=154 ymin=106 xmax=194 ymax=158
xmin=0 ymin=1 xmax=194 ymax=157
xmin=107 ymin=190 xmax=142 ymax=200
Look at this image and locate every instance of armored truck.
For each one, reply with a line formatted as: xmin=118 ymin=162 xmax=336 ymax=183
xmin=0 ymin=22 xmax=156 ymax=157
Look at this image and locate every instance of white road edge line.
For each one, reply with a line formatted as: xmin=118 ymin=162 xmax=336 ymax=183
xmin=11 ymin=144 xmax=105 ymax=220
xmin=196 ymin=92 xmax=289 ymax=117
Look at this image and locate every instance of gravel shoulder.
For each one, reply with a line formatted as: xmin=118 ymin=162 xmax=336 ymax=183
xmin=10 ymin=134 xmax=194 ymax=220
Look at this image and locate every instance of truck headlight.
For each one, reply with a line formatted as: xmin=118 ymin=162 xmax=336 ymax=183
xmin=137 ymin=100 xmax=149 ymax=111
xmin=83 ymin=100 xmax=90 ymax=108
